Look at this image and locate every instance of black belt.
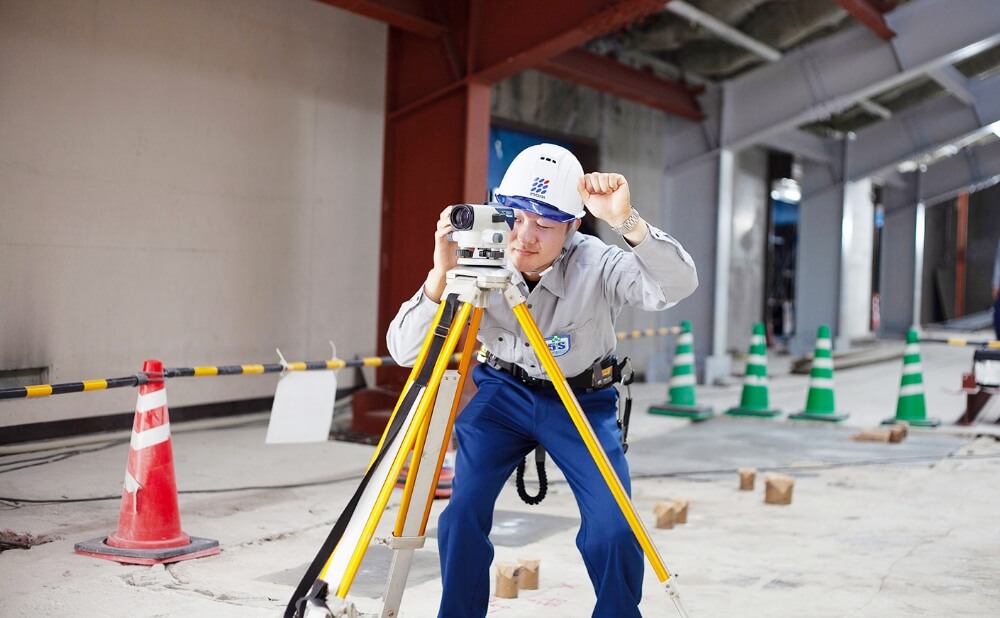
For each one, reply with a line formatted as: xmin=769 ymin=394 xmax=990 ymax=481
xmin=479 ymin=350 xmax=619 ymax=392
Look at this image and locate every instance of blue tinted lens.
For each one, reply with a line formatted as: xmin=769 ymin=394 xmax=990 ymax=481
xmin=496 ymin=195 xmax=576 ymax=222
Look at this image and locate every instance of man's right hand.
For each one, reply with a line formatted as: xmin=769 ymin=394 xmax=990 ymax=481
xmin=424 ymin=206 xmax=459 ymax=303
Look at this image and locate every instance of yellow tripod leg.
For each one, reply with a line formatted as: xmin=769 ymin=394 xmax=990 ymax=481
xmin=329 ymin=301 xmax=473 ymax=599
xmin=395 ymin=307 xmax=483 ymax=535
xmin=411 ymin=306 xmax=483 ymax=534
xmin=511 ymin=301 xmax=689 ymax=615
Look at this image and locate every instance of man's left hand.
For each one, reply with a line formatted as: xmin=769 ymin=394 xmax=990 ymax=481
xmin=578 ymin=172 xmax=632 ymax=227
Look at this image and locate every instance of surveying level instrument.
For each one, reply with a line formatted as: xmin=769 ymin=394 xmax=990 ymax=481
xmin=285 ymin=265 xmax=690 ymax=618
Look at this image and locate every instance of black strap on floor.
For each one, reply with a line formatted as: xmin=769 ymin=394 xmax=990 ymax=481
xmin=515 ymin=446 xmax=547 ymax=505
xmin=284 ymin=295 xmax=460 ymax=618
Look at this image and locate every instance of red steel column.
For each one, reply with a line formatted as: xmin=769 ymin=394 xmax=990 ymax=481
xmin=376 ymin=28 xmax=489 ymax=385
xmin=955 ymin=191 xmax=968 ymax=318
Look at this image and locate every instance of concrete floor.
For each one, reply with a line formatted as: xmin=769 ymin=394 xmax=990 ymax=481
xmin=2 ymin=337 xmax=1000 ymax=617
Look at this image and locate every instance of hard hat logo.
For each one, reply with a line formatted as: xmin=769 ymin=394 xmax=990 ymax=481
xmin=529 ymin=177 xmax=550 ymax=198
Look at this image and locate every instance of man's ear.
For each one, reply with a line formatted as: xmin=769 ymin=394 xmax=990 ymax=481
xmin=572 ymin=219 xmax=582 ymax=231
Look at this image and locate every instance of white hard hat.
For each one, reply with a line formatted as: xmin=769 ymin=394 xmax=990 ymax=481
xmin=495 ymin=144 xmax=584 ymax=222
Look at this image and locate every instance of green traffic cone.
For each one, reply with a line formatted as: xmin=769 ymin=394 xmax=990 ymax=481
xmin=882 ymin=328 xmax=940 ymax=427
xmin=726 ymin=323 xmax=781 ymax=418
xmin=649 ymin=321 xmax=714 ymax=421
xmin=789 ymin=325 xmax=848 ymax=422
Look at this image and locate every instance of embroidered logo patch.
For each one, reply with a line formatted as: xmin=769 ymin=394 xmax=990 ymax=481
xmin=547 ymin=334 xmax=571 ymax=357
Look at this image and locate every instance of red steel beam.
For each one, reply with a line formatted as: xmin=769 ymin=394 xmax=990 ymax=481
xmin=473 ymin=0 xmax=668 ymax=83
xmin=313 ymin=0 xmax=447 ymax=37
xmin=539 ymin=48 xmax=704 ymax=121
xmin=834 ymin=0 xmax=896 ymax=41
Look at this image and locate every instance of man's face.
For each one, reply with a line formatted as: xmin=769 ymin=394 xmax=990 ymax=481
xmin=508 ymin=210 xmax=575 ymax=279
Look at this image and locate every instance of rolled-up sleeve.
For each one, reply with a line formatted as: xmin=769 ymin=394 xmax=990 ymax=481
xmin=386 ymin=288 xmax=440 ymax=367
xmin=602 ymin=225 xmax=698 ymax=310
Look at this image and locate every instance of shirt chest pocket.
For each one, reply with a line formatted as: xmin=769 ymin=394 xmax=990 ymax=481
xmin=479 ymin=326 xmax=517 ymax=361
xmin=547 ymin=319 xmax=599 ymax=367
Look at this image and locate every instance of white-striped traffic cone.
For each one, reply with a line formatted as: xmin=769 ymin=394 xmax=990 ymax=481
xmin=75 ymin=359 xmax=220 ymax=564
xmin=882 ymin=328 xmax=940 ymax=427
xmin=789 ymin=326 xmax=848 ymax=422
xmin=726 ymin=323 xmax=781 ymax=418
xmin=649 ymin=321 xmax=713 ymax=421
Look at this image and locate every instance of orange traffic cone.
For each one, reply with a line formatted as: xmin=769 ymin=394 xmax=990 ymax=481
xmin=75 ymin=359 xmax=220 ymax=565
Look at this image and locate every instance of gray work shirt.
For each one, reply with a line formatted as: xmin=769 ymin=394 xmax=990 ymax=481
xmin=386 ymin=225 xmax=698 ymax=380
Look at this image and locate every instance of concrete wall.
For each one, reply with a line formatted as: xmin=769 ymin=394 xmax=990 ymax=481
xmin=880 ymin=201 xmax=917 ymax=335
xmin=790 ymin=172 xmax=843 ymax=356
xmin=917 ymin=185 xmax=1000 ymax=323
xmin=964 ymin=185 xmax=1000 ymax=314
xmin=0 ymin=0 xmax=387 ymax=427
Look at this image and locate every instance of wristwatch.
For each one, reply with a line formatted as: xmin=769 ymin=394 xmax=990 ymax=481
xmin=610 ymin=207 xmax=641 ymax=235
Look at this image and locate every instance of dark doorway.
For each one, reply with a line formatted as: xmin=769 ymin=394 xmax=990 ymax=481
xmin=763 ymin=152 xmax=801 ymax=346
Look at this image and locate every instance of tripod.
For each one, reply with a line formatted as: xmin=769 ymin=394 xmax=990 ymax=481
xmin=286 ymin=266 xmax=689 ymax=618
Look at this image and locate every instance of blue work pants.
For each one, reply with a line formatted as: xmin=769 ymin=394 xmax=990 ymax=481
xmin=437 ymin=364 xmax=643 ymax=618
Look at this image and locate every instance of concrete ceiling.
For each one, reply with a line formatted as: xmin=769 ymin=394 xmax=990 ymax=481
xmin=597 ymin=0 xmax=1000 ymax=135
xmin=315 ymin=0 xmax=1000 ymax=200
xmin=594 ymin=0 xmax=1000 ymax=196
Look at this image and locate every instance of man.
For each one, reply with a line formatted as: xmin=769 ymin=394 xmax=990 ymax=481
xmin=386 ymin=143 xmax=698 ymax=618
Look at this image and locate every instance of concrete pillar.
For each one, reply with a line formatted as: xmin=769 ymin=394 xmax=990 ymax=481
xmin=880 ymin=186 xmax=918 ymax=336
xmin=790 ymin=152 xmax=846 ymax=356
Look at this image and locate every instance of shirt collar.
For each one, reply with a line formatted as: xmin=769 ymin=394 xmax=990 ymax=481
xmin=503 ymin=241 xmax=574 ymax=299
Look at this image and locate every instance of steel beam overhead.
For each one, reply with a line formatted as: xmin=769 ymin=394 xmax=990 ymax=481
xmin=833 ymin=0 xmax=896 ymax=41
xmin=759 ymin=129 xmax=835 ymax=165
xmin=927 ymin=65 xmax=977 ymax=106
xmin=885 ymin=139 xmax=1000 ymax=211
xmin=848 ymin=72 xmax=1000 ymax=183
xmin=314 ymin=0 xmax=447 ymax=37
xmin=473 ymin=0 xmax=665 ymax=83
xmin=539 ymin=48 xmax=704 ymax=120
xmin=858 ymin=98 xmax=893 ymax=120
xmin=665 ymin=0 xmax=781 ymax=63
xmin=918 ymin=138 xmax=1000 ymax=206
xmin=721 ymin=0 xmax=1000 ymax=152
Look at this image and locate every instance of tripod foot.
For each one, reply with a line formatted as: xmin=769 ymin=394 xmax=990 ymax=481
xmin=664 ymin=578 xmax=691 ymax=618
xmin=294 ymin=581 xmax=359 ymax=618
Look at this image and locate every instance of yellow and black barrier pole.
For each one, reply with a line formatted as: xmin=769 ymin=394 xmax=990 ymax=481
xmin=920 ymin=337 xmax=1000 ymax=349
xmin=0 ymin=356 xmax=399 ymax=401
xmin=1 ymin=324 xmax=678 ymax=402
xmin=616 ymin=325 xmax=683 ymax=341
